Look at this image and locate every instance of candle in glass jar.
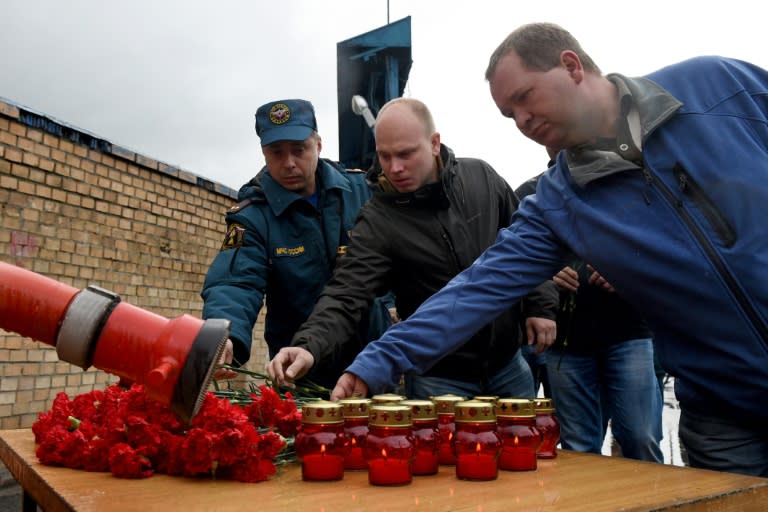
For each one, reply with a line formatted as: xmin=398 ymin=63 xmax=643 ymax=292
xmin=294 ymin=401 xmax=348 ymax=481
xmin=365 ymin=404 xmax=415 ymax=486
xmin=453 ymin=400 xmax=501 ymax=481
xmin=534 ymin=398 xmax=560 ymax=459
xmin=367 ymin=449 xmax=412 ymax=483
xmin=300 ymin=445 xmax=346 ymax=480
xmin=432 ymin=394 xmax=466 ymax=465
xmin=456 ymin=446 xmax=499 ymax=480
xmin=496 ymin=398 xmax=540 ymax=471
xmin=401 ymin=399 xmax=439 ymax=475
xmin=339 ymin=398 xmax=372 ymax=470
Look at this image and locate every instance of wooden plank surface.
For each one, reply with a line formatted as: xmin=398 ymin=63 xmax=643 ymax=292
xmin=1 ymin=429 xmax=766 ymax=512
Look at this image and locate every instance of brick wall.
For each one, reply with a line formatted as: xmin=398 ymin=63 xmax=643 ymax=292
xmin=0 ymin=97 xmax=269 ymax=430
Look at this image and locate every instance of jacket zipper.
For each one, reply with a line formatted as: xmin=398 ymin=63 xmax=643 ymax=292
xmin=673 ymin=164 xmax=736 ymax=248
xmin=440 ymin=230 xmax=462 ymax=273
xmin=642 ymin=167 xmax=768 ymax=345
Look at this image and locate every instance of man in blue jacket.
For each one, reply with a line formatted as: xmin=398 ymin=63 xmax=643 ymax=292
xmin=201 ymin=99 xmax=389 ymax=389
xmin=331 ymin=24 xmax=768 ymax=477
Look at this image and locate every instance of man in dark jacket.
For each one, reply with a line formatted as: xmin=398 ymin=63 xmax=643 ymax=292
xmin=201 ymin=98 xmax=390 ymax=388
xmin=267 ymin=97 xmax=558 ymax=399
xmin=518 ymin=171 xmax=663 ymax=463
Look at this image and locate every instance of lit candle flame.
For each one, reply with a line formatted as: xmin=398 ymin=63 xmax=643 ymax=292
xmin=320 ymin=444 xmax=326 ymax=457
xmin=475 ymin=442 xmax=482 ymax=454
xmin=381 ymin=448 xmax=388 ymax=460
xmin=351 ymin=437 xmax=357 ymax=447
xmin=513 ymin=435 xmax=519 ymax=447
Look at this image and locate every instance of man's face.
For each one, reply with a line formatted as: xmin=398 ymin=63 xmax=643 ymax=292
xmin=489 ymin=51 xmax=583 ymax=150
xmin=375 ymin=104 xmax=440 ymax=193
xmin=262 ymin=135 xmax=321 ymax=196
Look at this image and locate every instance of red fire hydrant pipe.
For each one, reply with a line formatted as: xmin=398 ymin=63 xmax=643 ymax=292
xmin=0 ymin=261 xmax=78 ymax=346
xmin=0 ymin=261 xmax=229 ymax=423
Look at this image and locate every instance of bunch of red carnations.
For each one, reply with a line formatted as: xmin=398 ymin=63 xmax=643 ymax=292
xmin=31 ymin=382 xmax=302 ymax=483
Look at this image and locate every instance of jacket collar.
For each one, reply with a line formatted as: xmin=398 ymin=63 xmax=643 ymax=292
xmin=254 ymin=159 xmax=352 ymax=216
xmin=565 ymin=74 xmax=682 ymax=186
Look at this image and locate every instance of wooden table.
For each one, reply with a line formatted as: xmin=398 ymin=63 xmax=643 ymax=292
xmin=1 ymin=429 xmax=766 ymax=511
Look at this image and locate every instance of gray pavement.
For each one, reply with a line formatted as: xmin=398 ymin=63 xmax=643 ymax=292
xmin=0 ymin=471 xmax=25 ymax=512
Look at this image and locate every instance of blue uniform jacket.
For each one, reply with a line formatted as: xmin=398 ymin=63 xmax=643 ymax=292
xmin=201 ymin=159 xmax=374 ymax=377
xmin=346 ymin=56 xmax=768 ymax=419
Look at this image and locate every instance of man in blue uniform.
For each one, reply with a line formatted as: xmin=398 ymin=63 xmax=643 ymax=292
xmin=201 ymin=99 xmax=388 ymax=389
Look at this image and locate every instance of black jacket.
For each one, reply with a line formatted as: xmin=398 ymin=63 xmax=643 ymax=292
xmin=292 ymin=145 xmax=558 ymax=381
xmin=515 ymin=174 xmax=652 ymax=353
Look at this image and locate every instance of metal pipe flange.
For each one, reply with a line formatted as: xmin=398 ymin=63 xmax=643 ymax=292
xmin=55 ymin=285 xmax=121 ymax=369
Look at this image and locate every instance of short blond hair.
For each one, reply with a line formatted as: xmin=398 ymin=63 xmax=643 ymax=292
xmin=376 ymin=97 xmax=436 ymax=137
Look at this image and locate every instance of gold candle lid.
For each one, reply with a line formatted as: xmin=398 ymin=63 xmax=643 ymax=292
xmin=301 ymin=400 xmax=343 ymax=424
xmin=401 ymin=399 xmax=437 ymax=420
xmin=496 ymin=398 xmax=536 ymax=418
xmin=473 ymin=395 xmax=499 ymax=404
xmin=371 ymin=393 xmax=405 ymax=404
xmin=454 ymin=400 xmax=496 ymax=423
xmin=338 ymin=397 xmax=372 ymax=418
xmin=369 ymin=404 xmax=412 ymax=427
xmin=431 ymin=394 xmax=467 ymax=414
xmin=534 ymin=398 xmax=556 ymax=413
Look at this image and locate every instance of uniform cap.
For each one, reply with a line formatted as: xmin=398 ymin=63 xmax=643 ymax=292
xmin=255 ymin=99 xmax=318 ymax=146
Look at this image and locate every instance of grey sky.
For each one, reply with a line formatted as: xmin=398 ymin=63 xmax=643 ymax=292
xmin=2 ymin=0 xmax=765 ymax=192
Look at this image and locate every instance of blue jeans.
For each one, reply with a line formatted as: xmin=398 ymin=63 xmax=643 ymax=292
xmin=546 ymin=338 xmax=663 ymax=462
xmin=678 ymin=388 xmax=768 ymax=476
xmin=521 ymin=343 xmax=551 ymax=397
xmin=404 ymin=350 xmax=535 ymax=399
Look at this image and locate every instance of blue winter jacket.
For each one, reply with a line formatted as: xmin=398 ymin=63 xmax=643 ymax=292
xmin=346 ymin=56 xmax=768 ymax=419
xmin=201 ymin=159 xmax=385 ymax=386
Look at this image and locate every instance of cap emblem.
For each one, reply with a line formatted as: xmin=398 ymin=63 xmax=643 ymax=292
xmin=269 ymin=103 xmax=291 ymax=125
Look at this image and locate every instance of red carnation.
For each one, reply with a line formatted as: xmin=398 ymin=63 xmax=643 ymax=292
xmin=109 ymin=443 xmax=153 ymax=479
xmin=33 ymin=381 xmax=302 ymax=483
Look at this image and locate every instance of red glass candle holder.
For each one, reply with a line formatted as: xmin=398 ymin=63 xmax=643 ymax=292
xmin=364 ymin=404 xmax=415 ymax=486
xmin=453 ymin=400 xmax=501 ymax=481
xmin=402 ymin=399 xmax=439 ymax=475
xmin=496 ymin=398 xmax=541 ymax=471
xmin=294 ymin=401 xmax=348 ymax=481
xmin=432 ymin=394 xmax=466 ymax=465
xmin=339 ymin=398 xmax=371 ymax=470
xmin=534 ymin=398 xmax=560 ymax=459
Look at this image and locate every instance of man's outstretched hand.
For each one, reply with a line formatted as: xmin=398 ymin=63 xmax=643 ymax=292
xmin=266 ymin=347 xmax=315 ymax=387
xmin=213 ymin=339 xmax=238 ymax=380
xmin=331 ymin=372 xmax=369 ymax=401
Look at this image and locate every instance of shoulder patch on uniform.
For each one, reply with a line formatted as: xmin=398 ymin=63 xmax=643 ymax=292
xmin=220 ymin=223 xmax=246 ymax=250
xmin=346 ymin=168 xmax=365 ymax=173
xmin=228 ymin=198 xmax=253 ymax=213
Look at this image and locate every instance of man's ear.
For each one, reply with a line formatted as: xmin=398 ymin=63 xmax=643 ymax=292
xmin=561 ymin=50 xmax=584 ymax=84
xmin=431 ymin=132 xmax=441 ymax=155
xmin=316 ymin=135 xmax=323 ymax=153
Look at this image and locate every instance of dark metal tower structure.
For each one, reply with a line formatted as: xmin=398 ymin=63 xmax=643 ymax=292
xmin=336 ymin=16 xmax=412 ymax=170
